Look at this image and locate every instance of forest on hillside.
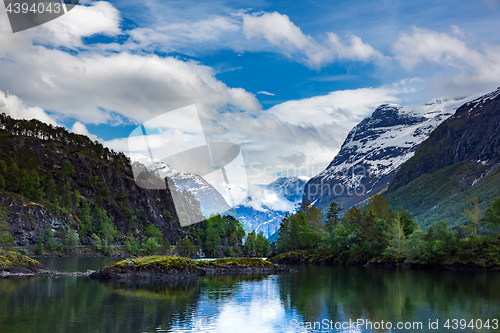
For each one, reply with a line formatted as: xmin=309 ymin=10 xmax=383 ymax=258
xmin=0 ymin=113 xmax=270 ymax=257
xmin=272 ymin=195 xmax=500 ymax=268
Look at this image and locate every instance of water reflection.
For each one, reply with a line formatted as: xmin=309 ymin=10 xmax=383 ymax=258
xmin=1 ymin=261 xmax=499 ymax=333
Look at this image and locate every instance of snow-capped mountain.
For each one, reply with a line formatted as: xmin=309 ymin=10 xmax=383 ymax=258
xmin=235 ymin=177 xmax=307 ymax=238
xmin=148 ymin=160 xmax=232 ymax=218
xmin=386 ymin=88 xmax=500 ymax=226
xmin=303 ymin=96 xmax=473 ymax=210
xmin=265 ymin=177 xmax=307 ymax=203
xmin=145 ymin=159 xmax=304 ymax=236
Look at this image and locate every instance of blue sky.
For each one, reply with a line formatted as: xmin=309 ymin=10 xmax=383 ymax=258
xmin=0 ymin=0 xmax=499 ymax=191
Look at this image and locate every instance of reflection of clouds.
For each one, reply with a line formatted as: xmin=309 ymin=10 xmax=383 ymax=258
xmin=171 ymin=277 xmax=288 ymax=333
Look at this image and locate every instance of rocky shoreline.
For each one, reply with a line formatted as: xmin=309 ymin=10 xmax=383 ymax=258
xmin=90 ymin=256 xmax=290 ymax=282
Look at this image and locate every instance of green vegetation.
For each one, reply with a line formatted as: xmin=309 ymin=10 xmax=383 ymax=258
xmin=0 ymin=114 xmax=270 ymax=258
xmin=272 ymin=195 xmax=500 ymax=268
xmin=185 ymin=214 xmax=269 ymax=258
xmin=106 ymin=256 xmax=274 ymax=272
xmin=384 ymin=160 xmax=500 ymax=228
xmin=0 ymin=206 xmax=13 ymax=250
xmin=0 ymin=249 xmax=44 ymax=271
xmin=176 ymin=238 xmax=196 ymax=257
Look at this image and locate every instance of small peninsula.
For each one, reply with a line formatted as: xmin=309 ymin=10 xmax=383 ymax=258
xmin=90 ymin=256 xmax=290 ymax=281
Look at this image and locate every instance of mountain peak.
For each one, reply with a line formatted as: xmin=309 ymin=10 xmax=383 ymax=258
xmin=303 ymin=95 xmax=471 ymax=209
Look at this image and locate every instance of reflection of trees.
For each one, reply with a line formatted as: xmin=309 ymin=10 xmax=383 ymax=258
xmin=278 ymin=265 xmax=500 ymax=325
xmin=0 ymin=276 xmax=199 ymax=333
xmin=0 ymin=274 xmax=267 ymax=333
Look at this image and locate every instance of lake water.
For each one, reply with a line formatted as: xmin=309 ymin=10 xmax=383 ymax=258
xmin=1 ymin=258 xmax=499 ymax=332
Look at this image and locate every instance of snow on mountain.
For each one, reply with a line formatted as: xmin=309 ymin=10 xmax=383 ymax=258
xmin=235 ymin=177 xmax=307 ymax=238
xmin=144 ymin=159 xmax=305 ymax=237
xmin=148 ymin=160 xmax=232 ymax=218
xmin=303 ymin=96 xmax=473 ymax=210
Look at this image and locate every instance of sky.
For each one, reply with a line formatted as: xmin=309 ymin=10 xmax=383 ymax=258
xmin=0 ymin=0 xmax=499 ymax=203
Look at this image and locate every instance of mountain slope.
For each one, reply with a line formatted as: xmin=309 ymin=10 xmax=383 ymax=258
xmin=384 ymin=88 xmax=500 ymax=226
xmin=148 ymin=160 xmax=232 ymax=218
xmin=0 ymin=113 xmax=201 ymax=246
xmin=303 ymin=96 xmax=470 ymax=210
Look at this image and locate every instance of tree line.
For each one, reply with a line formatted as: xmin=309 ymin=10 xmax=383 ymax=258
xmin=274 ymin=194 xmax=500 ymax=267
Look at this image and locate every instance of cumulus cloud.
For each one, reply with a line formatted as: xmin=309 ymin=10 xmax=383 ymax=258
xmin=0 ymin=2 xmax=261 ymax=125
xmin=0 ymin=50 xmax=261 ymax=124
xmin=0 ymin=90 xmax=59 ymax=126
xmin=71 ymin=122 xmax=99 ymax=141
xmin=242 ymin=12 xmax=383 ymax=68
xmin=393 ymin=26 xmax=500 ymax=95
xmin=205 ymin=85 xmax=405 ymax=186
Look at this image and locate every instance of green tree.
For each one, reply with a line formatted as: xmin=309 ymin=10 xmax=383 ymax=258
xmin=62 ymin=160 xmax=76 ymax=177
xmin=45 ymin=228 xmax=58 ymax=251
xmin=245 ymin=231 xmax=257 ymax=256
xmin=177 ymin=237 xmax=196 ymax=257
xmin=0 ymin=206 xmax=14 ymax=250
xmin=124 ymin=234 xmax=140 ymax=255
xmin=141 ymin=237 xmax=160 ymax=255
xmin=145 ymin=224 xmax=163 ymax=242
xmin=485 ymin=197 xmax=500 ymax=228
xmin=397 ymin=208 xmax=417 ymax=236
xmin=78 ymin=199 xmax=92 ymax=234
xmin=204 ymin=219 xmax=220 ymax=257
xmin=45 ymin=178 xmax=57 ymax=203
xmin=255 ymin=232 xmax=271 ymax=257
xmin=34 ymin=234 xmax=44 ymax=255
xmin=325 ymin=202 xmax=342 ymax=234
xmin=66 ymin=229 xmax=79 ymax=253
xmin=403 ymin=230 xmax=429 ymax=264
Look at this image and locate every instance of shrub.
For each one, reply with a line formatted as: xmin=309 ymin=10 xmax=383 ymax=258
xmin=177 ymin=238 xmax=196 ymax=257
xmin=141 ymin=237 xmax=160 ymax=255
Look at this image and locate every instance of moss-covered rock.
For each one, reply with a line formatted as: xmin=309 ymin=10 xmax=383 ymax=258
xmin=90 ymin=256 xmax=289 ymax=281
xmin=0 ymin=249 xmax=48 ymax=275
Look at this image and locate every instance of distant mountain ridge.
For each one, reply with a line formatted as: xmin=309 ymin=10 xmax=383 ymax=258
xmin=147 ymin=159 xmax=305 ymax=237
xmin=303 ymin=96 xmax=471 ymax=210
xmin=385 ymin=88 xmax=500 ymax=226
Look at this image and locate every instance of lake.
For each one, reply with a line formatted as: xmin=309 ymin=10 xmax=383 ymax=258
xmin=1 ymin=257 xmax=499 ymax=332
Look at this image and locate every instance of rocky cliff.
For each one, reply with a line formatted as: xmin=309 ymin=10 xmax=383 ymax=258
xmin=0 ymin=113 xmax=202 ymax=247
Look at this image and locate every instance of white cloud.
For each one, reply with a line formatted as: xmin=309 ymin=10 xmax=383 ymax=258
xmin=36 ymin=1 xmax=122 ymax=48
xmin=0 ymin=90 xmax=59 ymax=126
xmin=71 ymin=121 xmax=99 ymax=141
xmin=393 ymin=26 xmax=500 ymax=95
xmin=202 ymin=85 xmax=405 ymax=187
xmin=242 ymin=12 xmax=383 ymax=68
xmin=257 ymin=91 xmax=275 ymax=96
xmin=126 ymin=15 xmax=240 ymax=54
xmin=267 ymin=87 xmax=401 ymax=127
xmin=0 ymin=46 xmax=261 ymax=125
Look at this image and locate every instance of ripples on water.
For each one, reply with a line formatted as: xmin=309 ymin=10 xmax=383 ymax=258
xmin=1 ymin=258 xmax=499 ymax=332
